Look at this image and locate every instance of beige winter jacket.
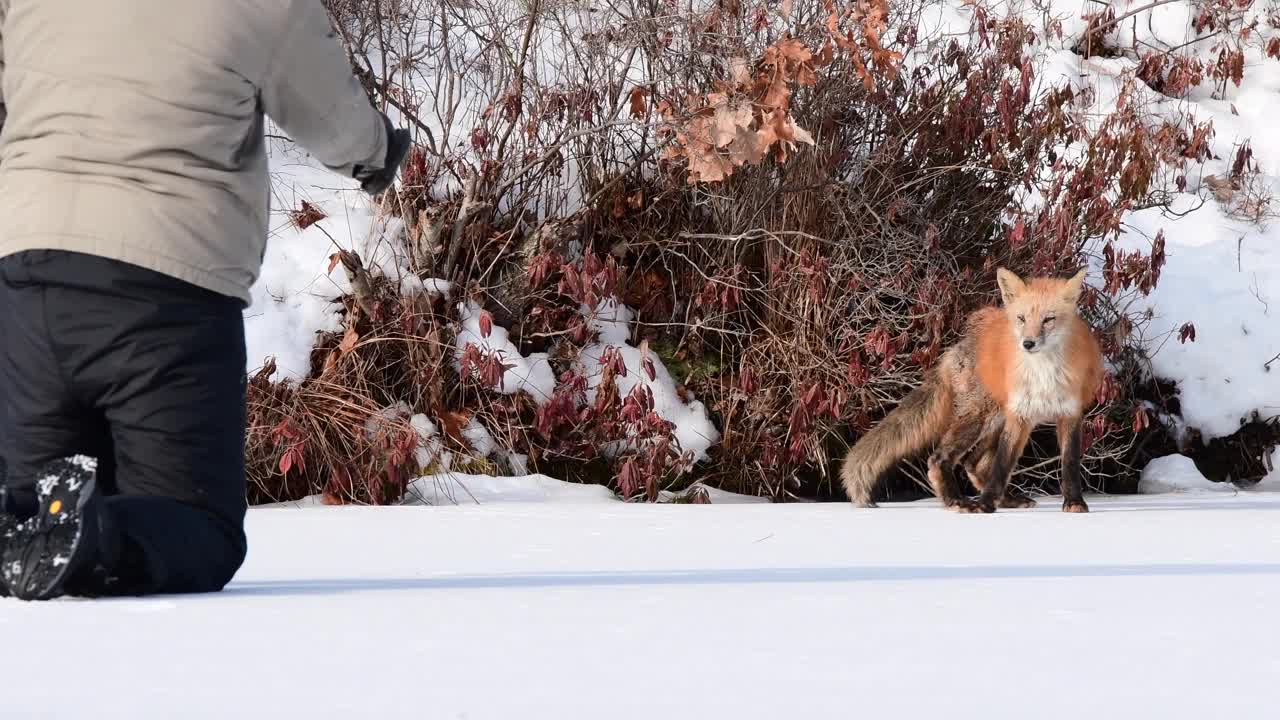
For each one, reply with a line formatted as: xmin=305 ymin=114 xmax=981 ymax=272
xmin=0 ymin=0 xmax=388 ymax=305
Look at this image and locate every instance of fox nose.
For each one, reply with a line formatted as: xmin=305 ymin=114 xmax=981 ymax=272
xmin=1022 ymin=339 xmax=1036 ymax=351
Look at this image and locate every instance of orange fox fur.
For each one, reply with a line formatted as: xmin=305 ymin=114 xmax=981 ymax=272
xmin=840 ymin=267 xmax=1104 ymax=513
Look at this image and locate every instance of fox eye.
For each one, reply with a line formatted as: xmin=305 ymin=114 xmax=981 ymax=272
xmin=1044 ymin=316 xmax=1056 ymax=326
xmin=1016 ymin=314 xmax=1025 ymax=323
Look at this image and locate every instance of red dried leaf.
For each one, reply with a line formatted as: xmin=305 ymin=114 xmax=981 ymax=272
xmin=288 ymin=200 xmax=327 ymax=230
xmin=1008 ymin=217 xmax=1025 ymax=248
xmin=1178 ymin=322 xmax=1196 ymax=344
xmin=1132 ymin=406 xmax=1149 ymax=434
xmin=479 ymin=310 xmax=494 ymax=339
xmin=618 ymin=459 xmax=640 ymax=497
xmin=279 ymin=445 xmax=305 ymax=476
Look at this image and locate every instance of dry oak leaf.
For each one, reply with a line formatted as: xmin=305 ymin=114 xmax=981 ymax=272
xmin=729 ymin=57 xmax=752 ymax=87
xmin=629 ymin=87 xmax=648 ymax=118
xmin=1203 ymin=174 xmax=1234 ymax=203
xmin=728 ymin=124 xmax=771 ymax=166
xmin=711 ymin=101 xmax=754 ymax=148
xmin=686 ymin=149 xmax=734 ymax=184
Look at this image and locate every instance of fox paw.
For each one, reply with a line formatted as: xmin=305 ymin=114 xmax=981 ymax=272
xmin=1062 ymin=499 xmax=1089 ymax=513
xmin=952 ymin=498 xmax=996 ymax=514
xmin=999 ymin=491 xmax=1037 ymax=509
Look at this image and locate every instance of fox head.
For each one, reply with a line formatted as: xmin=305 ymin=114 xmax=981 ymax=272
xmin=995 ymin=267 xmax=1088 ymax=355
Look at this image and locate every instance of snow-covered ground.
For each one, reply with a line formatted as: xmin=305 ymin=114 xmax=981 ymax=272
xmin=4 ymin=485 xmax=1280 ymax=718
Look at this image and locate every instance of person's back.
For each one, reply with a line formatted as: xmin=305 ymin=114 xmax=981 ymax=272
xmin=0 ymin=0 xmax=410 ymax=600
xmin=0 ymin=0 xmax=394 ymax=303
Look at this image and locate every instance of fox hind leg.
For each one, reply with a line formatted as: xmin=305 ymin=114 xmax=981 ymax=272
xmin=928 ymin=421 xmax=990 ymax=509
xmin=956 ymin=415 xmax=1030 ymax=513
xmin=966 ymin=450 xmax=1037 ymax=509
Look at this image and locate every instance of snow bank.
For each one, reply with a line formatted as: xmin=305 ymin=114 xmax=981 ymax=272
xmin=246 ymin=138 xmax=426 ymax=380
xmin=405 ymin=472 xmax=618 ymax=505
xmin=1116 ymin=198 xmax=1280 ymax=438
xmin=579 ymin=299 xmax=721 ymax=463
xmin=260 ymin=472 xmax=765 ymax=507
xmin=1138 ymin=454 xmax=1234 ymax=494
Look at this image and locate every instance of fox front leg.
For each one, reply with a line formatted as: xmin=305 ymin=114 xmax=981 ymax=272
xmin=1056 ymin=417 xmax=1089 ymax=513
xmin=962 ymin=415 xmax=1035 ymax=508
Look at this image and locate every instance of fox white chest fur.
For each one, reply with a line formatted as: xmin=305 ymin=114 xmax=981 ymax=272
xmin=1007 ymin=342 xmax=1080 ymax=423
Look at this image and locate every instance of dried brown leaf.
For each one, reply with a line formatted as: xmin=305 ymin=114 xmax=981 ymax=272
xmin=711 ymin=102 xmax=754 ymax=147
xmin=687 ymin=150 xmax=733 ymax=184
xmin=728 ymin=125 xmax=771 ymax=166
xmin=629 ymin=87 xmax=648 ymax=118
xmin=777 ymin=38 xmax=812 ymax=65
xmin=338 ymin=325 xmax=359 ymax=354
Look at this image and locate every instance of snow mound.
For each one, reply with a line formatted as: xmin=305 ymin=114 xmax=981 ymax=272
xmin=454 ymin=300 xmax=557 ymax=405
xmin=405 ymin=472 xmax=617 ymax=505
xmin=579 ymin=299 xmax=721 ymax=463
xmin=1117 ymin=197 xmax=1280 ymax=439
xmin=1139 ymin=454 xmax=1234 ymax=494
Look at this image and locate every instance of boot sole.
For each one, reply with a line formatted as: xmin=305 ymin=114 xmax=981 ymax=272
xmin=2 ymin=456 xmax=98 ymax=601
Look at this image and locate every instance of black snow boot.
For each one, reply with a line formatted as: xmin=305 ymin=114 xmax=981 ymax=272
xmin=0 ymin=505 xmax=14 ymax=599
xmin=1 ymin=456 xmax=105 ymax=601
xmin=0 ymin=458 xmax=39 ymax=598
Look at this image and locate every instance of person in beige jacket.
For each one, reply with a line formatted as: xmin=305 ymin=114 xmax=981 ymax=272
xmin=0 ymin=0 xmax=411 ymax=600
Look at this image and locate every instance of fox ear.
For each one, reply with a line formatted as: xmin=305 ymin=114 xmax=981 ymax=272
xmin=995 ymin=267 xmax=1025 ymax=304
xmin=1063 ymin=268 xmax=1088 ymax=305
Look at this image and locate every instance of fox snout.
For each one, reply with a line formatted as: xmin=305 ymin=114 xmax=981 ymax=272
xmin=1021 ymin=338 xmax=1038 ymax=352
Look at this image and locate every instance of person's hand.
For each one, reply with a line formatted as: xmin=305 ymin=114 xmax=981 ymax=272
xmin=353 ymin=114 xmax=412 ymax=196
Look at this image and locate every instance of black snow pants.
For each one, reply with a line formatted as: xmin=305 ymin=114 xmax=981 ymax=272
xmin=0 ymin=250 xmax=248 ymax=595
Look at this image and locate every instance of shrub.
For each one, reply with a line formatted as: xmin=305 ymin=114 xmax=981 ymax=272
xmin=247 ymin=0 xmax=1274 ymax=504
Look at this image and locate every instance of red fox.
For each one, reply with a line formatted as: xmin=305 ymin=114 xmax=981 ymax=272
xmin=840 ymin=267 xmax=1103 ymax=512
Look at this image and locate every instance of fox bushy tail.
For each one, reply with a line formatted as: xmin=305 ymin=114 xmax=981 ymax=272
xmin=841 ymin=374 xmax=951 ymax=507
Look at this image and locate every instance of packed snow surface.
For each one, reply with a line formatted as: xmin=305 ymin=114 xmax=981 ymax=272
xmin=4 ymin=488 xmax=1280 ymax=719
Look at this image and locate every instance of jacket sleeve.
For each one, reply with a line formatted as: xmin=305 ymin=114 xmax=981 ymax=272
xmin=260 ymin=0 xmax=387 ymax=177
xmin=0 ymin=0 xmax=9 ymax=129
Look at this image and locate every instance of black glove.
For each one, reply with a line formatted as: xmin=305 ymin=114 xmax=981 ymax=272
xmin=353 ymin=112 xmax=412 ymax=196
